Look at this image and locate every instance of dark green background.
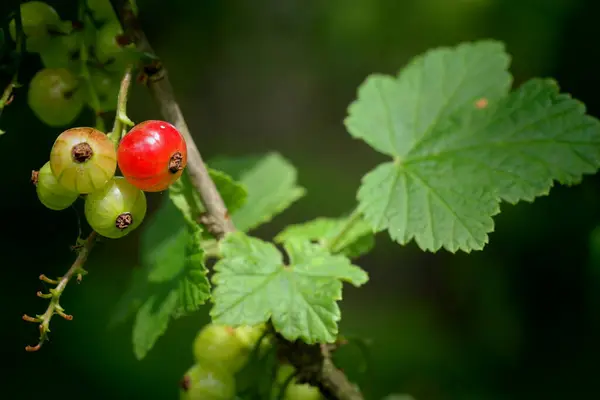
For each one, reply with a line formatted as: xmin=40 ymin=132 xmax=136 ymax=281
xmin=1 ymin=0 xmax=600 ymax=398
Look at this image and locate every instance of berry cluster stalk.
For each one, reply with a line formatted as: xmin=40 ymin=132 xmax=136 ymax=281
xmin=23 ymin=232 xmax=96 ymax=351
xmin=108 ymin=1 xmax=364 ymax=399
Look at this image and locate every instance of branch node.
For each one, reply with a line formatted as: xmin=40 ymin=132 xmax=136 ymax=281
xmin=197 ymin=212 xmax=228 ymax=238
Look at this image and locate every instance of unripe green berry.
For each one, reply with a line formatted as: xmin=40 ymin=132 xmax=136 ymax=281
xmin=235 ymin=323 xmax=269 ymax=349
xmin=34 ymin=161 xmax=79 ymax=210
xmin=28 ymin=68 xmax=84 ymax=127
xmin=273 ymin=364 xmax=324 ymax=400
xmin=84 ymin=177 xmax=147 ymax=239
xmin=9 ymin=1 xmax=64 ymax=52
xmin=49 ymin=127 xmax=117 ymax=194
xmin=179 ymin=363 xmax=235 ymax=400
xmin=193 ymin=323 xmax=250 ymax=373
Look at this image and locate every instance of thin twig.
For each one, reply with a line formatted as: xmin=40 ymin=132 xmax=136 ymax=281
xmin=109 ymin=0 xmax=233 ymax=239
xmin=23 ymin=232 xmax=97 ymax=352
xmin=109 ymin=1 xmax=364 ymax=399
xmin=78 ymin=2 xmax=106 ymax=132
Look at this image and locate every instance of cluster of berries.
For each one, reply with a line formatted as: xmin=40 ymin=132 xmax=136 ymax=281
xmin=10 ymin=1 xmax=134 ymax=126
xmin=33 ymin=120 xmax=187 ymax=238
xmin=181 ymin=323 xmax=323 ymax=400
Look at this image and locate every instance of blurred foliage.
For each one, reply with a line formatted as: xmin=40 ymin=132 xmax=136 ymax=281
xmin=1 ymin=0 xmax=600 ymax=399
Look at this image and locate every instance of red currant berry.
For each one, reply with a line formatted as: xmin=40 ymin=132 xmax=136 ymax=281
xmin=117 ymin=120 xmax=187 ymax=192
xmin=50 ymin=127 xmax=117 ymax=193
xmin=84 ymin=177 xmax=147 ymax=239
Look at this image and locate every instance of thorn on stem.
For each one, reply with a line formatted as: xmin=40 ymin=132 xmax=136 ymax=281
xmin=56 ymin=310 xmax=73 ymax=321
xmin=36 ymin=291 xmax=53 ymax=299
xmin=25 ymin=344 xmax=41 ymax=352
xmin=22 ymin=314 xmax=40 ymax=323
xmin=39 ymin=274 xmax=59 ymax=285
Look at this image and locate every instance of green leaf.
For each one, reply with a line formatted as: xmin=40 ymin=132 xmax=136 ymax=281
xmin=210 ymin=232 xmax=368 ymax=343
xmin=169 ymin=169 xmax=247 ymax=225
xmin=110 ymin=198 xmax=211 ymax=359
xmin=437 ymin=79 xmax=600 ymax=203
xmin=345 ymin=40 xmax=512 ymax=158
xmin=208 ymin=168 xmax=248 ymax=216
xmin=346 ymin=40 xmax=600 ymax=252
xmin=209 ymin=153 xmax=306 ymax=232
xmin=274 ymin=214 xmax=375 ymax=258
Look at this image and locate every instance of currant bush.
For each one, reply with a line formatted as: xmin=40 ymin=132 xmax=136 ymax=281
xmin=117 ymin=120 xmax=188 ymax=192
xmin=84 ymin=177 xmax=147 ymax=239
xmin=27 ymin=68 xmax=85 ymax=127
xmin=49 ymin=127 xmax=117 ymax=193
xmin=34 ymin=161 xmax=79 ymax=211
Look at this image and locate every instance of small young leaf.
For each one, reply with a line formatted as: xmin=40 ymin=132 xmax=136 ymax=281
xmin=110 ymin=198 xmax=211 ymax=359
xmin=209 ymin=152 xmax=306 ymax=232
xmin=346 ymin=40 xmax=600 ymax=252
xmin=274 ymin=214 xmax=375 ymax=258
xmin=208 ymin=168 xmax=248 ymax=216
xmin=210 ymin=232 xmax=368 ymax=343
xmin=169 ymin=169 xmax=247 ymax=224
xmin=168 ymin=170 xmax=203 ymax=223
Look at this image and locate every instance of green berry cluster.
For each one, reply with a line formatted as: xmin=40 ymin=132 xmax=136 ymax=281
xmin=180 ymin=323 xmax=323 ymax=400
xmin=33 ymin=126 xmax=147 ymax=239
xmin=10 ymin=1 xmax=134 ymax=127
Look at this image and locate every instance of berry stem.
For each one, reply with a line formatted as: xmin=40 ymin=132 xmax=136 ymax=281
xmin=23 ymin=232 xmax=97 ymax=352
xmin=78 ymin=0 xmax=105 ymax=132
xmin=109 ymin=65 xmax=134 ymax=147
xmin=0 ymin=4 xmax=26 ymax=135
xmin=326 ymin=208 xmax=363 ymax=253
xmin=110 ymin=1 xmax=364 ymax=399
